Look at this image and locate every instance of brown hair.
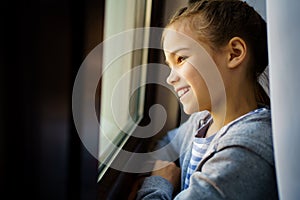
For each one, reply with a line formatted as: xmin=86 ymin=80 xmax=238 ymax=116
xmin=166 ymin=0 xmax=270 ymax=106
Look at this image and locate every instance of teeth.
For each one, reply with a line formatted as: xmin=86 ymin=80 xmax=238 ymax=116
xmin=178 ymin=88 xmax=189 ymax=98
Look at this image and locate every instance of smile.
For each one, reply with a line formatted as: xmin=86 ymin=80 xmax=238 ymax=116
xmin=177 ymin=87 xmax=190 ymax=99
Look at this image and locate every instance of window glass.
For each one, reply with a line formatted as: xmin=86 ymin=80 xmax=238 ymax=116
xmin=98 ymin=0 xmax=151 ymax=179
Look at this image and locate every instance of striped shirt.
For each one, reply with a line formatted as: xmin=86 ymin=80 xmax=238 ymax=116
xmin=183 ymin=117 xmax=215 ymax=190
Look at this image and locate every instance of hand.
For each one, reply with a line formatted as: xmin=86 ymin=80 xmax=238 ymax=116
xmin=151 ymin=160 xmax=181 ymax=190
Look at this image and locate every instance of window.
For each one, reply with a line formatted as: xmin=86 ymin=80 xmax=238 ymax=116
xmin=97 ymin=0 xmax=152 ymax=181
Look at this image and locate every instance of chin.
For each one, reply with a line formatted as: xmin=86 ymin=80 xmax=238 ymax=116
xmin=183 ymin=105 xmax=199 ymax=115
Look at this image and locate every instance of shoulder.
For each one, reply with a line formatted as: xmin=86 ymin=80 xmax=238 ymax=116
xmin=214 ymin=108 xmax=274 ymax=166
xmin=223 ymin=108 xmax=272 ymax=139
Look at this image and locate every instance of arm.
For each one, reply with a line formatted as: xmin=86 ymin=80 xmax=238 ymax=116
xmin=136 ymin=112 xmax=211 ymax=199
xmin=135 ymin=128 xmax=181 ymax=200
xmin=136 ymin=161 xmax=180 ymax=200
xmin=153 ymin=128 xmax=181 ymax=161
xmin=137 ymin=146 xmax=277 ymax=200
xmin=136 ymin=176 xmax=174 ymax=200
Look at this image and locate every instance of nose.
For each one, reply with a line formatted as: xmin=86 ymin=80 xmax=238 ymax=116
xmin=166 ymin=68 xmax=180 ymax=85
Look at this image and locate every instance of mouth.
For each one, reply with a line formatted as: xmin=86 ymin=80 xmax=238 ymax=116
xmin=177 ymin=87 xmax=190 ymax=99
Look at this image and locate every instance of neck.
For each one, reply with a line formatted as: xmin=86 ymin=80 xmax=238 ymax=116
xmin=206 ymin=83 xmax=257 ymax=138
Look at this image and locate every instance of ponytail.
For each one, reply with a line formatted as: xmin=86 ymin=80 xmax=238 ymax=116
xmin=256 ymin=69 xmax=270 ymax=106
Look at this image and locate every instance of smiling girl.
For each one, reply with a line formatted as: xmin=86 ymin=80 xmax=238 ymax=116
xmin=136 ymin=0 xmax=278 ymax=199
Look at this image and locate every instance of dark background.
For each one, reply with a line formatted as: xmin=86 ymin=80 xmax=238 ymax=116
xmin=0 ymin=0 xmax=173 ymax=199
xmin=1 ymin=0 xmax=104 ymax=199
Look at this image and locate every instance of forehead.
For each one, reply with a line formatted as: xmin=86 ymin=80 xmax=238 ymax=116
xmin=162 ymin=25 xmax=219 ymax=70
xmin=163 ymin=24 xmax=207 ymax=54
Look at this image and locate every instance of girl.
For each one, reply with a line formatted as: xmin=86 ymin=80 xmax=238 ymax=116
xmin=137 ymin=0 xmax=278 ymax=199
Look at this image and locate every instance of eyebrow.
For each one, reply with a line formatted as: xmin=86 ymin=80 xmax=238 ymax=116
xmin=165 ymin=47 xmax=190 ymax=55
xmin=164 ymin=48 xmax=189 ymax=65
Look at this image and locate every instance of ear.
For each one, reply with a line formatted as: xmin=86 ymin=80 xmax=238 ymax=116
xmin=226 ymin=37 xmax=247 ymax=69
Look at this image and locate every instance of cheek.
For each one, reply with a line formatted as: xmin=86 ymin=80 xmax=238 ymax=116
xmin=179 ymin=64 xmax=200 ymax=83
xmin=178 ymin=63 xmax=210 ymax=101
xmin=183 ymin=66 xmax=207 ymax=92
xmin=188 ymin=72 xmax=210 ymax=104
xmin=191 ymin=77 xmax=209 ymax=98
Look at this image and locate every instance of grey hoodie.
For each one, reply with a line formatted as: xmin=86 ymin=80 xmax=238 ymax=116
xmin=137 ymin=108 xmax=278 ymax=200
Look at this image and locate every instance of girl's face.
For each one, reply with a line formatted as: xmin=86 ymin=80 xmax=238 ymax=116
xmin=163 ymin=25 xmax=226 ymax=114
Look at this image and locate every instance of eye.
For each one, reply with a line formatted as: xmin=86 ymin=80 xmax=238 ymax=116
xmin=176 ymin=56 xmax=187 ymax=64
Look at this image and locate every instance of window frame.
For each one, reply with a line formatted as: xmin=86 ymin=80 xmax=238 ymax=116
xmin=97 ymin=0 xmax=153 ymax=182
